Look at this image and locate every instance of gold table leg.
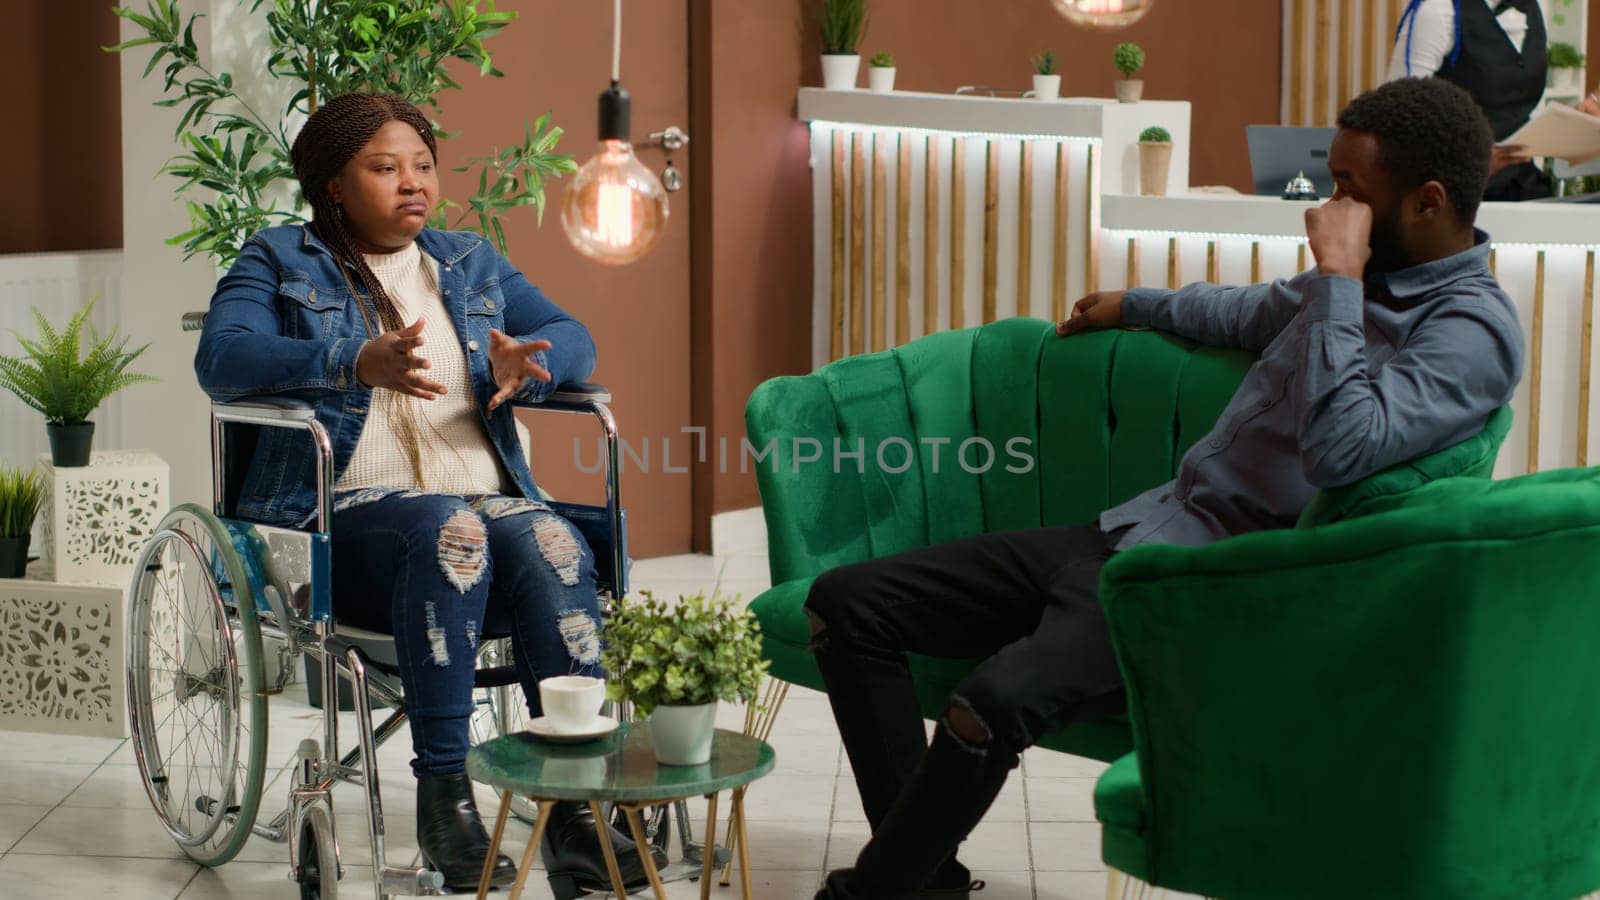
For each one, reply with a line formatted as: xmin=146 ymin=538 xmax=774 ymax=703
xmin=700 ymin=792 xmax=720 ymax=900
xmin=588 ymin=800 xmax=633 ymax=898
xmin=622 ymin=804 xmax=670 ymax=899
xmin=732 ymin=787 xmax=754 ymax=900
xmin=477 ymin=790 xmax=514 ymax=900
xmin=506 ymin=801 xmax=555 ymax=900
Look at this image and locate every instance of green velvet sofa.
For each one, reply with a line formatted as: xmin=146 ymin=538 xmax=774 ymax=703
xmin=743 ymin=317 xmax=1511 ymax=763
xmin=1096 ymin=465 xmax=1600 ymax=900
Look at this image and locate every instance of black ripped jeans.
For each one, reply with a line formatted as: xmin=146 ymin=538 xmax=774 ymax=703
xmin=805 ymin=523 xmax=1125 ymax=899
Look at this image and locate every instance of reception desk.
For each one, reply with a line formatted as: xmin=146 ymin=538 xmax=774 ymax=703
xmin=799 ymin=88 xmax=1600 ymax=477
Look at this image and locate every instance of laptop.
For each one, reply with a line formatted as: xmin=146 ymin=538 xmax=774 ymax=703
xmin=1247 ymin=126 xmax=1338 ymax=197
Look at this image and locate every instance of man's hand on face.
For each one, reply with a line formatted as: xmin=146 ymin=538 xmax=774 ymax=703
xmin=1304 ymin=196 xmax=1373 ymax=282
xmin=1056 ymin=290 xmax=1126 ymax=337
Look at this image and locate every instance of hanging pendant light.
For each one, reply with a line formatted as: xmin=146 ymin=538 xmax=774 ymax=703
xmin=562 ymin=0 xmax=668 ymax=265
xmin=1049 ymin=0 xmax=1155 ymax=30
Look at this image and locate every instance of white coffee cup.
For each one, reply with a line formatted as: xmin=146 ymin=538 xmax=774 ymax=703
xmin=539 ymin=675 xmax=606 ymax=733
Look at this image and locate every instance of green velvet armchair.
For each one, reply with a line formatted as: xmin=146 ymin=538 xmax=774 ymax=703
xmin=1096 ymin=466 xmax=1600 ymax=900
xmin=743 ymin=317 xmax=1511 ymax=762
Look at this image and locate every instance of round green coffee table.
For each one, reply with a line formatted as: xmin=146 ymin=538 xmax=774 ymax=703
xmin=466 ymin=721 xmax=776 ymax=900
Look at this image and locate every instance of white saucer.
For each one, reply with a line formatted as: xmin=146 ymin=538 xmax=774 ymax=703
xmin=526 ymin=715 xmax=620 ymax=744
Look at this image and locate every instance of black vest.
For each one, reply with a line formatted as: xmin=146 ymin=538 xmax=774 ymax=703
xmin=1434 ymin=0 xmax=1550 ymax=200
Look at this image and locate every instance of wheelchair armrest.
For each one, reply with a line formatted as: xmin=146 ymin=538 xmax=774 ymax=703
xmin=513 ymin=381 xmax=613 ymax=409
xmin=212 ymin=396 xmax=318 ymax=425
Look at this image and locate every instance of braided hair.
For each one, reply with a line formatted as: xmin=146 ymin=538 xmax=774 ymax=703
xmin=291 ymin=92 xmax=440 ymax=486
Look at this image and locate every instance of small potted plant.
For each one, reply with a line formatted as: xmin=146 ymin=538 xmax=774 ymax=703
xmin=602 ymin=591 xmax=770 ymax=766
xmin=1138 ymin=125 xmax=1173 ymax=196
xmin=819 ymin=0 xmax=869 ymax=91
xmin=0 ymin=464 xmax=45 ymax=578
xmin=1549 ymin=42 xmax=1585 ymax=95
xmin=1114 ymin=42 xmax=1146 ymax=103
xmin=1032 ymin=50 xmax=1061 ymax=101
xmin=868 ymin=51 xmax=896 ymax=93
xmin=0 ymin=299 xmax=157 ymax=467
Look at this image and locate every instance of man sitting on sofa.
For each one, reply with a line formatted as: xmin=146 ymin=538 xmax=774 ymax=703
xmin=808 ymin=77 xmax=1525 ymax=900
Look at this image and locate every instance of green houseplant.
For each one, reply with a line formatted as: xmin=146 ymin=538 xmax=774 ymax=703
xmin=869 ymin=51 xmax=896 ymax=93
xmin=1114 ymin=42 xmax=1146 ymax=103
xmin=819 ymin=0 xmax=870 ymax=90
xmin=1549 ymin=42 xmax=1586 ymax=94
xmin=0 ymin=464 xmax=46 ymax=578
xmin=108 ymin=0 xmax=576 ymax=269
xmin=1032 ymin=49 xmax=1061 ymax=101
xmin=1138 ymin=125 xmax=1174 ymax=197
xmin=601 ymin=591 xmax=770 ymax=765
xmin=0 ymin=301 xmax=158 ymax=466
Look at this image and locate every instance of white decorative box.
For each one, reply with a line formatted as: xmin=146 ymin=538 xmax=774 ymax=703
xmin=38 ymin=450 xmax=170 ymax=587
xmin=0 ymin=575 xmax=126 ymax=738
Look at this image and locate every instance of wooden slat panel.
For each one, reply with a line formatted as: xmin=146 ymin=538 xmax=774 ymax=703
xmin=1052 ymin=143 xmax=1069 ymax=322
xmin=830 ymin=130 xmax=845 ymax=361
xmin=1167 ymin=236 xmax=1180 ymax=289
xmin=1290 ymin=0 xmax=1306 ymax=126
xmin=1581 ymin=251 xmax=1595 ymax=466
xmin=1363 ymin=0 xmax=1379 ymax=92
xmin=871 ymin=131 xmax=888 ymax=353
xmin=1126 ymin=237 xmax=1140 ymax=289
xmin=1489 ymin=247 xmax=1497 ymax=278
xmin=924 ymin=136 xmax=939 ymax=337
xmin=896 ymin=134 xmax=911 ymax=346
xmin=951 ymin=138 xmax=967 ymax=330
xmin=1206 ymin=240 xmax=1220 ymax=283
xmin=851 ymin=132 xmax=866 ymax=356
xmin=1387 ymin=0 xmax=1403 ymax=52
xmin=1298 ymin=242 xmax=1309 ymax=273
xmin=1018 ymin=141 xmax=1034 ymax=319
xmin=983 ymin=141 xmax=1000 ymax=324
xmin=1338 ymin=0 xmax=1355 ymax=110
xmin=1529 ymin=249 xmax=1546 ymax=473
xmin=1251 ymin=241 xmax=1263 ymax=283
xmin=1086 ymin=144 xmax=1100 ymax=294
xmin=1314 ymin=1 xmax=1332 ymax=126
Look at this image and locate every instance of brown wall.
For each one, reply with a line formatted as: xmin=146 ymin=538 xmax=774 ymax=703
xmin=2 ymin=1 xmax=122 ymax=254
xmin=693 ymin=0 xmax=1285 ymax=534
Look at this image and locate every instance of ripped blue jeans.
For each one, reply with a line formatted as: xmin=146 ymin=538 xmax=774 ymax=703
xmin=329 ymin=489 xmax=604 ymax=777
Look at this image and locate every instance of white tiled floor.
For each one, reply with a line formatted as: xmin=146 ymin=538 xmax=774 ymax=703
xmin=0 ymin=548 xmax=1162 ymax=899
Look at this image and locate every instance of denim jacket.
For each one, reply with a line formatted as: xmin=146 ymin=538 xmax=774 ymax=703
xmin=194 ymin=225 xmax=596 ymax=527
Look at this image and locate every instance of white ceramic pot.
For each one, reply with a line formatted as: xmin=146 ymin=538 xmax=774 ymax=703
xmin=869 ymin=66 xmax=897 ymax=94
xmin=821 ymin=54 xmax=861 ymax=91
xmin=1032 ymin=73 xmax=1061 ymax=101
xmin=1115 ymin=78 xmax=1144 ymax=103
xmin=1552 ymin=67 xmax=1583 ymax=94
xmin=1139 ymin=141 xmax=1173 ymax=196
xmin=650 ymin=702 xmax=717 ymax=766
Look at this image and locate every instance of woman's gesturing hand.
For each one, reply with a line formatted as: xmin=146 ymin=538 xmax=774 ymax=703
xmin=486 ymin=328 xmax=553 ymax=411
xmin=355 ymin=319 xmax=448 ymax=399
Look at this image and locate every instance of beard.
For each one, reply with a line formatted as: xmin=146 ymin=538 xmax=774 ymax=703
xmin=1364 ymin=207 xmax=1409 ymax=276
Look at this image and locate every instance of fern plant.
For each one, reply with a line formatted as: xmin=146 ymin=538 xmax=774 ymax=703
xmin=0 ymin=301 xmax=158 ymax=426
xmin=0 ymin=465 xmax=46 ymax=540
xmin=819 ymin=0 xmax=869 ymax=55
xmin=1033 ymin=50 xmax=1058 ymax=76
xmin=108 ymin=0 xmax=577 ymax=269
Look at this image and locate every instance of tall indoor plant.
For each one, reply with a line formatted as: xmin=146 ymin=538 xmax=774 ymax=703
xmin=108 ymin=0 xmax=576 ymax=269
xmin=0 ymin=464 xmax=45 ymax=578
xmin=819 ymin=0 xmax=869 ymax=90
xmin=602 ymin=591 xmax=770 ymax=766
xmin=0 ymin=301 xmax=157 ymax=467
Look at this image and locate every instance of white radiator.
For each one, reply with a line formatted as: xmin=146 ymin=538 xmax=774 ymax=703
xmin=0 ymin=250 xmax=127 ymax=474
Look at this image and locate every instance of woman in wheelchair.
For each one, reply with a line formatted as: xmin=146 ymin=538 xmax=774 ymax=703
xmin=193 ymin=92 xmax=653 ymax=895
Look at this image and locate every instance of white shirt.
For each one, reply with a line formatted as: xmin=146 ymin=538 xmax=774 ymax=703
xmin=1386 ymin=0 xmax=1532 ymax=81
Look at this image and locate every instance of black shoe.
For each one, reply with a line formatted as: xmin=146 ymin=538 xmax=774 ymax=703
xmin=415 ymin=772 xmax=517 ymax=890
xmin=816 ymin=862 xmax=986 ymax=900
xmin=541 ymin=801 xmax=657 ymax=899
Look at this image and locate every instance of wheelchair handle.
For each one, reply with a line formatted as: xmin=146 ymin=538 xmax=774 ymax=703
xmin=182 ymin=311 xmax=207 ymax=332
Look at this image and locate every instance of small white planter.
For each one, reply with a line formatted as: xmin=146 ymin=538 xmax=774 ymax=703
xmin=1551 ymin=67 xmax=1583 ymax=94
xmin=869 ymin=66 xmax=897 ymax=93
xmin=1115 ymin=78 xmax=1144 ymax=103
xmin=1032 ymin=74 xmax=1061 ymax=101
xmin=821 ymin=54 xmax=861 ymax=91
xmin=650 ymin=702 xmax=717 ymax=766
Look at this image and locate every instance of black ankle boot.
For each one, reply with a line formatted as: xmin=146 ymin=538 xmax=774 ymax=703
xmin=416 ymin=772 xmax=517 ymax=890
xmin=541 ymin=801 xmax=656 ymax=899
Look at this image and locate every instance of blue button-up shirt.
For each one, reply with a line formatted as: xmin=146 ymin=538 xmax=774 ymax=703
xmin=1101 ymin=230 xmax=1523 ymax=549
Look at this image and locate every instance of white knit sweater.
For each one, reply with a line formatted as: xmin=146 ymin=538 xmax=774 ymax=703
xmin=335 ymin=242 xmax=510 ymax=495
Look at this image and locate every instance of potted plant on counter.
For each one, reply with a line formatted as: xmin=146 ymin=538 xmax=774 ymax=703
xmin=1032 ymin=50 xmax=1061 ymax=101
xmin=1114 ymin=42 xmax=1146 ymax=102
xmin=819 ymin=0 xmax=869 ymax=90
xmin=0 ymin=300 xmax=157 ymax=467
xmin=869 ymin=51 xmax=896 ymax=93
xmin=0 ymin=464 xmax=44 ymax=578
xmin=1549 ymin=42 xmax=1585 ymax=95
xmin=602 ymin=591 xmax=770 ymax=766
xmin=1139 ymin=126 xmax=1173 ymax=196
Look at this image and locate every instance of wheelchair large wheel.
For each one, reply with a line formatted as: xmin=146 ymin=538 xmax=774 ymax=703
xmin=127 ymin=503 xmax=269 ymax=866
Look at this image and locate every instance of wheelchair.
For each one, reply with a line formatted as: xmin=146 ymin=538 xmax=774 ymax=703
xmin=125 ymin=311 xmax=717 ymax=898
